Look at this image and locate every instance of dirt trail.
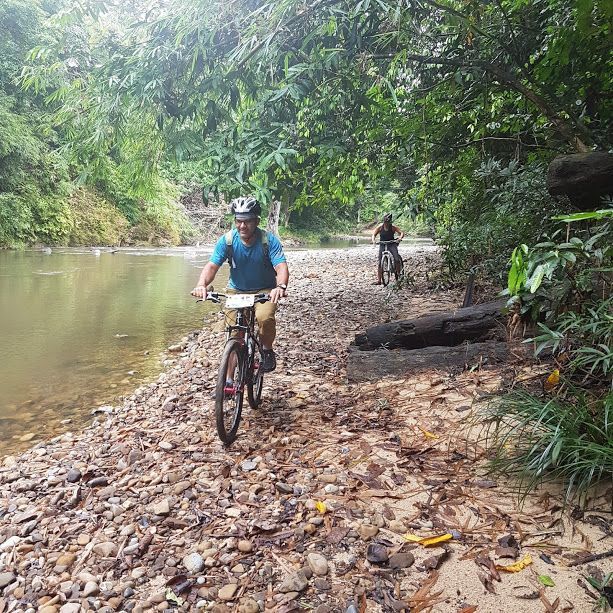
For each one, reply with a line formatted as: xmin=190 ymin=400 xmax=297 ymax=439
xmin=0 ymin=246 xmax=610 ymax=613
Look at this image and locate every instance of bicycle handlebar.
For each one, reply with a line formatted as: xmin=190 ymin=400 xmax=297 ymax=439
xmin=376 ymin=239 xmax=401 ymax=245
xmin=203 ymin=291 xmax=270 ymax=304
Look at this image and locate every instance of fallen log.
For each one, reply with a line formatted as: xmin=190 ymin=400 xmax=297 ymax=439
xmin=354 ymin=300 xmax=506 ymax=351
xmin=347 ymin=341 xmax=509 ymax=382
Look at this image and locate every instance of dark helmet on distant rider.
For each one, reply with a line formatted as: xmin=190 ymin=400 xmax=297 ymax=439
xmin=230 ymin=196 xmax=261 ymax=220
xmin=383 ymin=213 xmax=393 ymax=223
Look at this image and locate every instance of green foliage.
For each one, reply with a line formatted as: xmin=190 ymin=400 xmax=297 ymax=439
xmin=128 ymin=196 xmax=192 ymax=247
xmin=505 ymin=207 xmax=612 ymax=393
xmin=500 ymin=208 xmax=612 ymax=499
xmin=0 ymin=91 xmax=73 ymax=246
xmin=66 ymin=187 xmax=129 ymax=246
xmin=25 ymin=0 xmax=611 ymax=221
xmin=531 ymin=299 xmax=613 ymax=384
xmin=482 ymin=387 xmax=613 ymax=506
xmin=436 ymin=157 xmax=562 ymax=279
xmin=507 ymin=210 xmax=612 ymax=321
xmin=3 ymin=0 xmax=613 ymax=250
xmin=586 ymin=572 xmax=613 ymax=612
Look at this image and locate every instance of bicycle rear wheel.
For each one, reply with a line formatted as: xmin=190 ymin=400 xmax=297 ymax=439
xmin=215 ymin=339 xmax=245 ymax=445
xmin=381 ymin=252 xmax=393 ymax=286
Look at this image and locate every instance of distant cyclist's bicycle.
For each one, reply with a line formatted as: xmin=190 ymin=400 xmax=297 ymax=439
xmin=203 ymin=291 xmax=269 ymax=444
xmin=377 ymin=240 xmax=404 ymax=286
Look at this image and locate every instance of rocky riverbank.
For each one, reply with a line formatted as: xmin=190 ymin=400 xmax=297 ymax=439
xmin=1 ymin=246 xmax=611 ymax=613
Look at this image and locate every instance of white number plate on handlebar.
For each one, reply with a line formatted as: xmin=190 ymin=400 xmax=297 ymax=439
xmin=225 ymin=294 xmax=255 ymax=308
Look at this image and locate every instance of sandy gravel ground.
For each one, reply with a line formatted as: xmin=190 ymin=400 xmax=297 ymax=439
xmin=1 ymin=245 xmax=611 ymax=613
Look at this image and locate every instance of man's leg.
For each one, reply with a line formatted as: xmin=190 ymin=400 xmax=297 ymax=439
xmin=255 ymin=297 xmax=278 ymax=372
xmin=390 ymin=244 xmax=401 ymax=275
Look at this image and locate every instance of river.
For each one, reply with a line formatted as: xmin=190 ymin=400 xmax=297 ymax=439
xmin=0 ymin=247 xmax=225 ymax=456
xmin=0 ymin=238 xmax=432 ymax=456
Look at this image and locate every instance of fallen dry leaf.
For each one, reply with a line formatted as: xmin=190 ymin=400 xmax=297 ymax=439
xmin=419 ymin=426 xmax=438 ymax=439
xmin=496 ymin=554 xmax=533 ymax=572
xmin=405 ymin=532 xmax=453 ymax=547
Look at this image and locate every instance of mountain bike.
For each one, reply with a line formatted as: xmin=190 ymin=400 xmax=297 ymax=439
xmin=204 ymin=291 xmax=269 ymax=444
xmin=377 ymin=240 xmax=403 ymax=286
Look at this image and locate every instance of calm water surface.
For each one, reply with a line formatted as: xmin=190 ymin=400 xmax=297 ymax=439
xmin=0 ymin=247 xmax=226 ymax=455
xmin=0 ymin=238 xmax=432 ymax=456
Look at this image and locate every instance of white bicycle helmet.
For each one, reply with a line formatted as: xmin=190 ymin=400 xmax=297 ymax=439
xmin=230 ymin=196 xmax=261 ymax=219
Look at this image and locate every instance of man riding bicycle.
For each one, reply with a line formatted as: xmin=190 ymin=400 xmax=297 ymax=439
xmin=191 ymin=196 xmax=289 ymax=373
xmin=371 ymin=213 xmax=404 ymax=285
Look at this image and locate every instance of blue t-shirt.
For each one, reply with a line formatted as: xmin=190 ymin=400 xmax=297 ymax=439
xmin=210 ymin=228 xmax=286 ymax=291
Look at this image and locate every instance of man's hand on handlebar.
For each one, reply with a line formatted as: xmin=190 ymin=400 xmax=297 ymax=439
xmin=191 ymin=285 xmax=208 ymax=298
xmin=269 ymin=286 xmax=286 ymax=304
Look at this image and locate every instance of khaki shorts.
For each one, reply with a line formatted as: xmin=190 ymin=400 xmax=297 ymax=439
xmin=224 ymin=288 xmax=277 ymax=347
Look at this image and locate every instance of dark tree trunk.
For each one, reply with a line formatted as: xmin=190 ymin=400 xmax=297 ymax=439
xmin=547 ymin=152 xmax=613 ymax=210
xmin=353 ymin=300 xmax=507 ymax=351
xmin=267 ymin=200 xmax=281 ymax=236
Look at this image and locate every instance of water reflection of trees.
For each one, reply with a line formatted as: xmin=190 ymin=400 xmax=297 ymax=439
xmin=0 ymin=251 xmax=228 ymax=437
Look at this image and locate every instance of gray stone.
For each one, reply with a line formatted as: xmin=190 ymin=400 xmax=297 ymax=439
xmin=0 ymin=572 xmax=16 ymax=589
xmin=357 ymin=524 xmax=379 ymax=539
xmin=93 ymin=542 xmax=118 ymax=557
xmin=82 ymin=581 xmax=99 ymax=597
xmin=66 ymin=469 xmax=82 ymax=483
xmin=150 ymin=499 xmax=170 ymax=516
xmin=182 ymin=552 xmax=205 ymax=573
xmin=306 ymin=552 xmax=328 ymax=576
xmin=388 ymin=519 xmax=407 ymax=534
xmin=275 ymin=482 xmax=293 ymax=494
xmin=277 ymin=570 xmax=308 ymax=593
xmin=240 ymin=459 xmax=258 ymax=472
xmin=237 ymin=598 xmax=259 ymax=613
xmin=237 ymin=539 xmax=253 ymax=553
xmin=389 ymin=552 xmax=415 ymax=569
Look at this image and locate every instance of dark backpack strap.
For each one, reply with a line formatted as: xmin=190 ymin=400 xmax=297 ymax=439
xmin=260 ymin=229 xmax=275 ymax=271
xmin=224 ymin=230 xmax=234 ymax=268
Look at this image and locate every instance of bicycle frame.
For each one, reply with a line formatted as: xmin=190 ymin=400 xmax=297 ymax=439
xmin=226 ymin=306 xmax=260 ymax=383
xmin=376 ymin=240 xmax=401 ymax=286
xmin=201 ymin=291 xmax=270 ymax=444
xmin=207 ymin=291 xmax=268 ymax=387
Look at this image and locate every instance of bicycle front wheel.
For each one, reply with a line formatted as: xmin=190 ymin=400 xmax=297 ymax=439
xmin=215 ymin=339 xmax=245 ymax=445
xmin=381 ymin=252 xmax=392 ymax=286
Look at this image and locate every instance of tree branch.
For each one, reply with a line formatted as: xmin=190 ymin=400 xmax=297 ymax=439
xmin=370 ymin=52 xmax=590 ymax=152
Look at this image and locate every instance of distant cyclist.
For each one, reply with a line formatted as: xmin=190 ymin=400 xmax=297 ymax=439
xmin=371 ymin=213 xmax=404 ymax=285
xmin=191 ymin=197 xmax=289 ymax=372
